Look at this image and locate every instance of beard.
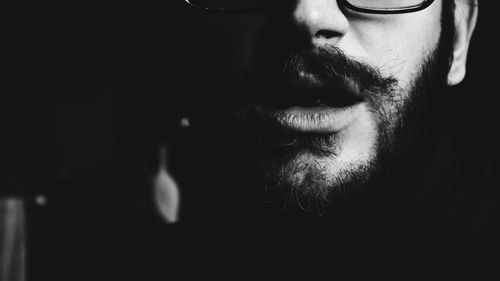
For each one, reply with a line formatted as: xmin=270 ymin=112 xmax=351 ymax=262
xmin=229 ymin=20 xmax=454 ymax=219
xmin=207 ymin=1 xmax=457 ymax=220
xmin=233 ymin=46 xmax=396 ymax=216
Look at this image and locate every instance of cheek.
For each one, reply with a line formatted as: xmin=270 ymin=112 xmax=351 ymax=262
xmin=349 ymin=11 xmax=442 ymax=88
xmin=385 ymin=27 xmax=441 ymax=89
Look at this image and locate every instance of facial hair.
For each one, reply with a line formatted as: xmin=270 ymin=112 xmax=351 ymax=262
xmin=231 ymin=29 xmax=453 ymax=219
xmin=222 ymin=2 xmax=456 ymax=219
xmin=232 ymin=46 xmax=394 ymax=215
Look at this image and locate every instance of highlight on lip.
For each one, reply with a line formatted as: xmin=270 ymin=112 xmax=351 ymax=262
xmin=256 ymin=104 xmax=363 ymax=133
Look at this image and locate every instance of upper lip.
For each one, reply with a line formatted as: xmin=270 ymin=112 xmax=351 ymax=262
xmin=238 ymin=71 xmax=364 ymax=110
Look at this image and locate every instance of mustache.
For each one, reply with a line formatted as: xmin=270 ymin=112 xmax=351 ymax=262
xmin=236 ymin=46 xmax=397 ymax=108
xmin=234 ymin=46 xmax=399 ymax=159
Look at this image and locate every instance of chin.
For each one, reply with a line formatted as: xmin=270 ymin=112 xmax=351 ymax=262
xmin=257 ymin=121 xmax=379 ymax=215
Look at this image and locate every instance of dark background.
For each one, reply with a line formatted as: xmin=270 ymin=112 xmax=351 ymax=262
xmin=1 ymin=2 xmax=497 ymax=280
xmin=4 ymin=1 xmax=498 ymax=197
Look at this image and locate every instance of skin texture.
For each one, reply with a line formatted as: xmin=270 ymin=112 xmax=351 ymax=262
xmin=282 ymin=1 xmax=444 ymax=187
xmin=198 ymin=0 xmax=478 ymax=215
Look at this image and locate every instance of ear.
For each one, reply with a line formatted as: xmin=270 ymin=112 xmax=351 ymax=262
xmin=447 ymin=0 xmax=479 ymax=86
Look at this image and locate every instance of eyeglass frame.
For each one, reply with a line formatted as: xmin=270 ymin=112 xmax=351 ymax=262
xmin=183 ymin=0 xmax=436 ymax=15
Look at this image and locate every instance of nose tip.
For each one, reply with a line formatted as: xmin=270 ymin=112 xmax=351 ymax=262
xmin=293 ymin=0 xmax=349 ymax=46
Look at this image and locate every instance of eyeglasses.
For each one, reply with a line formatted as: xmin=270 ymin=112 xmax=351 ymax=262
xmin=183 ymin=0 xmax=436 ymax=14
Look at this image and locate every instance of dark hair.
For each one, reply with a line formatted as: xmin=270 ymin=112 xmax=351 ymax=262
xmin=442 ymin=0 xmax=457 ymax=73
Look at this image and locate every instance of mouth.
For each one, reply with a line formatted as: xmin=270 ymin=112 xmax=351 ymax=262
xmin=245 ymin=77 xmax=365 ymax=134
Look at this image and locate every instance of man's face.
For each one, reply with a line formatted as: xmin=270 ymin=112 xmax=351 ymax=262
xmin=198 ymin=0 xmax=456 ymax=215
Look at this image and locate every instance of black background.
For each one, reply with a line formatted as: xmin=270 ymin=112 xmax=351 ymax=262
xmin=2 ymin=2 xmax=498 ymax=280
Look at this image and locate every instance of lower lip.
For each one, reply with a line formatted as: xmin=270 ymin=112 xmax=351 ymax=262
xmin=256 ymin=104 xmax=364 ymax=134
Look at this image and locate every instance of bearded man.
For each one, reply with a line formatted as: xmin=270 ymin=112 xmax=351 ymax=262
xmin=165 ymin=0 xmax=499 ymax=279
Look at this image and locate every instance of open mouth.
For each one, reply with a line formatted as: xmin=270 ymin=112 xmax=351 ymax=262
xmin=239 ymin=72 xmax=365 ymax=109
xmin=243 ymin=78 xmax=366 ymax=134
